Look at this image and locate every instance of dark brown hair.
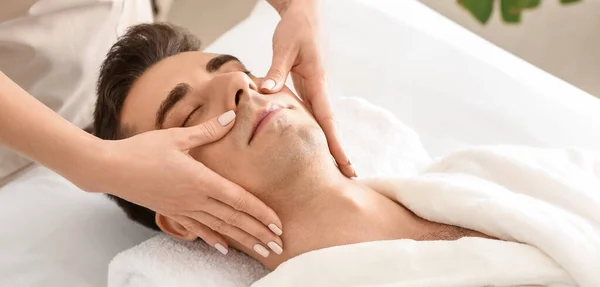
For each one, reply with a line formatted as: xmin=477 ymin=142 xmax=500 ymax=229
xmin=93 ymin=23 xmax=201 ymax=231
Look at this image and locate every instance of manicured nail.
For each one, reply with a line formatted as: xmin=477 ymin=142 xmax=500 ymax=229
xmin=267 ymin=241 xmax=283 ymax=255
xmin=218 ymin=110 xmax=236 ymax=126
xmin=268 ymin=223 xmax=283 ymax=235
xmin=261 ymin=79 xmax=276 ymax=91
xmin=341 ymin=165 xmax=356 ymax=178
xmin=215 ymin=243 xmax=228 ymax=255
xmin=348 ymin=160 xmax=357 ymax=177
xmin=254 ymin=244 xmax=270 ymax=258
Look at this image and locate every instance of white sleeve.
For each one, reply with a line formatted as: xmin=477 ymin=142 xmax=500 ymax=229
xmin=0 ymin=0 xmax=153 ymax=180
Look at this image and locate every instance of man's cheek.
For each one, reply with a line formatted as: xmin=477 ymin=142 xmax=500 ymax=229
xmin=189 ymin=146 xmax=220 ymax=169
xmin=190 ymin=145 xmax=241 ymax=178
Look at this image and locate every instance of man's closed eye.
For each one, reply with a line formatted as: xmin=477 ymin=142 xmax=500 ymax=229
xmin=181 ymin=105 xmax=203 ymax=127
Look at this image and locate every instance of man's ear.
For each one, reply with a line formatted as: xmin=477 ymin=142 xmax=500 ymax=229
xmin=155 ymin=214 xmax=197 ymax=241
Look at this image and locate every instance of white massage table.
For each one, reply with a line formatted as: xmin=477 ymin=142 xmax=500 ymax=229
xmin=1 ymin=1 xmax=599 ymax=286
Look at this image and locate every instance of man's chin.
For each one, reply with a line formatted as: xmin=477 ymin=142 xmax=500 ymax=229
xmin=258 ymin=126 xmax=326 ymax=164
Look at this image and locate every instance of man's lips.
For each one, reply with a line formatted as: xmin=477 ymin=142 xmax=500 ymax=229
xmin=249 ymin=104 xmax=284 ymax=143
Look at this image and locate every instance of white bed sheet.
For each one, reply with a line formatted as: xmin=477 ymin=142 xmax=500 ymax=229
xmin=2 ymin=0 xmax=600 ymax=287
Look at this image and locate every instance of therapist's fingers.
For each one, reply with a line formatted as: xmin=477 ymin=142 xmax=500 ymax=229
xmin=201 ymin=198 xmax=283 ymax=255
xmin=291 ymin=73 xmax=308 ymax=107
xmin=261 ymin=45 xmax=295 ymax=93
xmin=179 ymin=158 xmax=283 ymax=257
xmin=174 ymin=215 xmax=230 ymax=255
xmin=172 ymin=110 xmax=236 ymax=151
xmin=304 ymin=76 xmax=356 ymax=178
xmin=201 ymin=169 xmax=284 ymax=236
xmin=190 ymin=211 xmax=278 ymax=258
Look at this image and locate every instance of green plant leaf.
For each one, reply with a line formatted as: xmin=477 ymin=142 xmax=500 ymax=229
xmin=460 ymin=0 xmax=580 ymax=25
xmin=458 ymin=0 xmax=494 ymax=24
xmin=520 ymin=0 xmax=541 ymax=8
xmin=501 ymin=0 xmax=522 ymax=23
xmin=501 ymin=0 xmax=540 ymax=23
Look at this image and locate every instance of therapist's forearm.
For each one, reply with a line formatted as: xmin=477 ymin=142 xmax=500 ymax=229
xmin=0 ymin=71 xmax=103 ymax=188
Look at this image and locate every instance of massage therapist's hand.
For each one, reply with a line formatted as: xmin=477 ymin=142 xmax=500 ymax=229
xmin=262 ymin=0 xmax=356 ymax=178
xmin=86 ymin=111 xmax=283 ymax=255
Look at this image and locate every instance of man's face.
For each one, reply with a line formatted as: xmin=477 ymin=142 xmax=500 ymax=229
xmin=121 ymin=51 xmax=328 ymax=193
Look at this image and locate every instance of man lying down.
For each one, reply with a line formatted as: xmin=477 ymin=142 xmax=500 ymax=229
xmin=94 ymin=24 xmax=600 ymax=286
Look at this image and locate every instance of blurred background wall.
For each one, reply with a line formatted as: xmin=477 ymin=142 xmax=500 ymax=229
xmin=419 ymin=0 xmax=600 ymax=98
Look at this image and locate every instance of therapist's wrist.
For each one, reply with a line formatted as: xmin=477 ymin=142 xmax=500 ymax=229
xmin=65 ymin=135 xmax=113 ymax=194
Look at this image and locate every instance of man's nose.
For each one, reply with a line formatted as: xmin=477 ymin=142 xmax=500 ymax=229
xmin=212 ymin=72 xmax=262 ymax=112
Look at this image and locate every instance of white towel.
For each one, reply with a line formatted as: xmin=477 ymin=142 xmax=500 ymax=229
xmin=108 ymin=97 xmax=432 ymax=287
xmin=253 ymin=146 xmax=600 ymax=286
xmin=109 ymin=235 xmax=268 ymax=287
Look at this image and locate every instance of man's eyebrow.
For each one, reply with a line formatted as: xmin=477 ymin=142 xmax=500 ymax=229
xmin=155 ymin=83 xmax=192 ymax=129
xmin=206 ymin=54 xmax=243 ymax=72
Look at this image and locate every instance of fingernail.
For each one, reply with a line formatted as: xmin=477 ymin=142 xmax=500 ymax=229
xmin=267 ymin=241 xmax=283 ymax=255
xmin=218 ymin=110 xmax=236 ymax=126
xmin=268 ymin=223 xmax=283 ymax=235
xmin=215 ymin=243 xmax=228 ymax=255
xmin=261 ymin=79 xmax=276 ymax=91
xmin=342 ymin=165 xmax=356 ymax=178
xmin=348 ymin=160 xmax=357 ymax=177
xmin=254 ymin=244 xmax=270 ymax=258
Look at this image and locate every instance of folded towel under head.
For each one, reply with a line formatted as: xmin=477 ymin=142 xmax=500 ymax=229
xmin=109 ymin=235 xmax=267 ymax=287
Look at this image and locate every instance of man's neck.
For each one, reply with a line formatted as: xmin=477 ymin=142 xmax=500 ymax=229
xmin=243 ymin=166 xmax=494 ymax=270
xmin=256 ymin=162 xmax=360 ymax=222
xmin=251 ymin=163 xmax=403 ymax=269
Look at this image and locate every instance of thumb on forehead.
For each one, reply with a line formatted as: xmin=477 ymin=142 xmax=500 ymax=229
xmin=174 ymin=110 xmax=236 ymax=150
